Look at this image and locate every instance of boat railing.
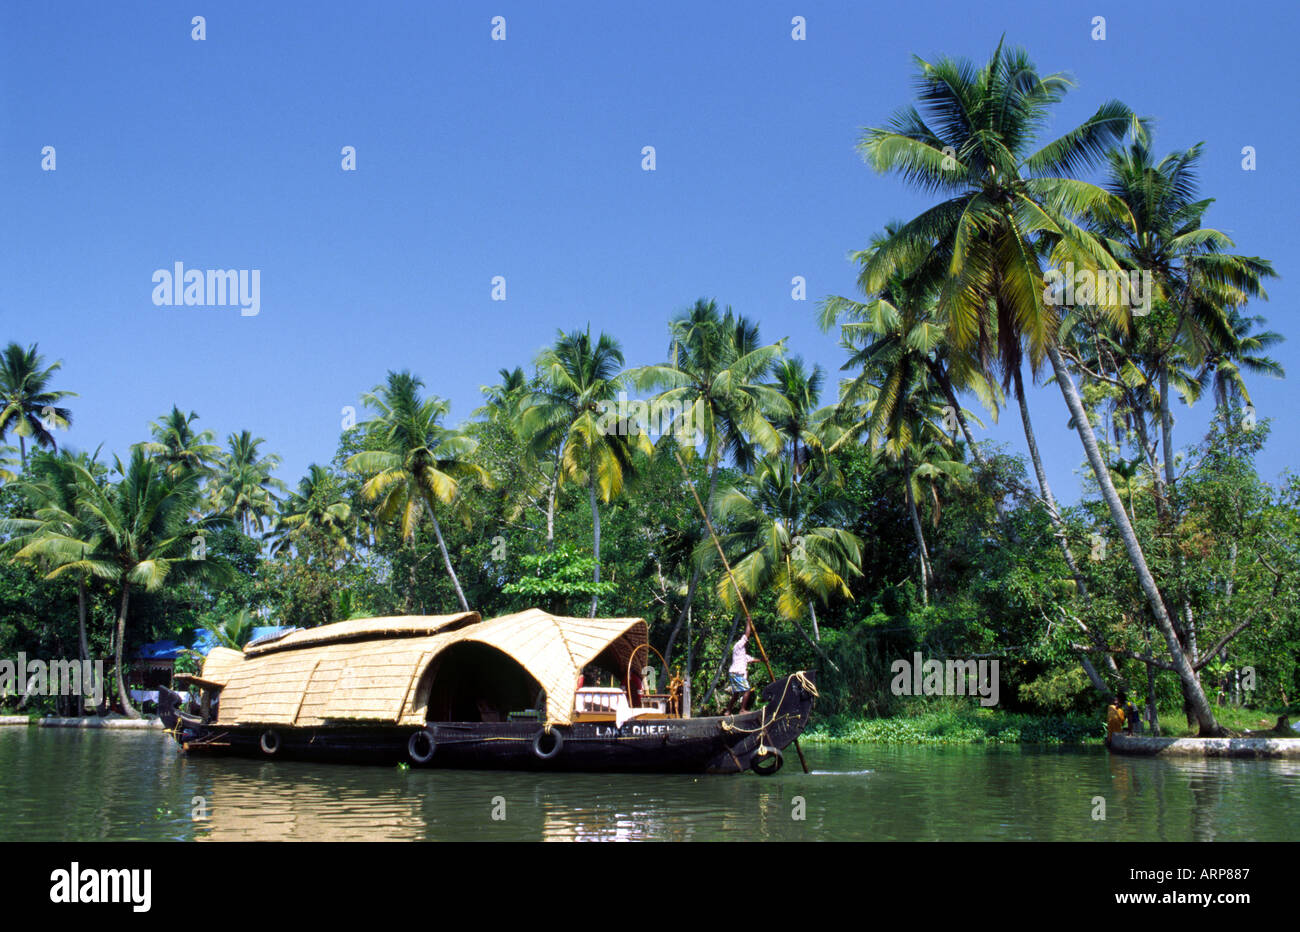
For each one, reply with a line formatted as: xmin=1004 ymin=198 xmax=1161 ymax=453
xmin=575 ymin=686 xmax=673 ymax=716
xmin=575 ymin=687 xmax=624 ymax=714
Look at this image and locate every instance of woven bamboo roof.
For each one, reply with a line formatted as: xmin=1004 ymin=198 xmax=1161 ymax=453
xmin=242 ymin=612 xmax=479 ymax=656
xmin=202 ymin=608 xmax=647 ymax=727
xmin=200 ymin=647 xmax=245 ymax=685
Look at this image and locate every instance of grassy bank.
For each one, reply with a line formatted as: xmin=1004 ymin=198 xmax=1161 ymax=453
xmin=1155 ymin=704 xmax=1298 ymax=738
xmin=805 ymin=702 xmax=1299 ymax=746
xmin=805 ymin=708 xmax=1104 ymax=746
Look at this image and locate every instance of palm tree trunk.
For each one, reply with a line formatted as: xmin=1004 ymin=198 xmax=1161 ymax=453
xmin=662 ymin=564 xmax=699 ymax=666
xmin=664 ymin=465 xmax=720 ymax=659
xmin=1127 ymin=406 xmax=1168 ymax=520
xmin=792 ymin=606 xmax=841 ymax=672
xmin=1144 ymin=619 xmax=1161 ymax=736
xmin=403 ymin=538 xmax=418 ymax=613
xmin=808 ymin=600 xmax=820 ymax=642
xmin=1047 ymin=344 xmax=1220 ymax=735
xmin=115 ymin=583 xmax=139 ymax=718
xmin=1013 ymin=365 xmax=1094 ymax=601
xmin=76 ymin=577 xmax=90 ymax=668
xmin=1013 ymin=365 xmax=1122 ymax=691
xmin=903 ymin=463 xmax=931 ymax=607
xmin=76 ymin=577 xmax=95 ymax=714
xmin=1077 ymin=655 xmax=1111 ymax=698
xmin=930 ymin=363 xmax=984 ymax=465
xmin=545 ymin=475 xmax=557 ymax=547
xmin=1159 ymin=363 xmax=1177 ymax=501
xmin=428 ymin=513 xmax=470 ymax=612
xmin=545 ymin=447 xmax=562 ymax=550
xmin=1159 ymin=361 xmax=1202 ymax=725
xmin=684 ymin=605 xmax=694 ymax=677
xmin=18 ymin=435 xmax=27 ymax=470
xmin=588 ymin=472 xmax=602 ymax=617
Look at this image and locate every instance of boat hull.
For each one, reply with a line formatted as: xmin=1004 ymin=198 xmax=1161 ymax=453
xmin=1107 ymin=733 xmax=1300 ymax=758
xmin=159 ymin=671 xmax=816 ymax=774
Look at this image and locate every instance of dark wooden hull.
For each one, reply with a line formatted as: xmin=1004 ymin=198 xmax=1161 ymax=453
xmin=159 ymin=672 xmax=816 ymax=775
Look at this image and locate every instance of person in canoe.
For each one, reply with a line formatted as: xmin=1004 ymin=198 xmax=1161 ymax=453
xmin=1105 ymin=690 xmax=1130 ymax=746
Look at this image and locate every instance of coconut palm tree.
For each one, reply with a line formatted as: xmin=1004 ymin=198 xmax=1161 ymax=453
xmin=1087 ymin=138 xmax=1275 ymax=709
xmin=820 ymin=227 xmax=997 ymax=462
xmin=903 ymin=435 xmax=972 ymax=604
xmin=821 ymin=246 xmax=988 ymax=459
xmin=523 ymin=329 xmax=648 ymax=615
xmin=833 ymin=331 xmax=961 ymax=609
xmin=17 ymin=449 xmax=231 ymax=716
xmin=1093 ymin=138 xmax=1274 ymax=506
xmin=823 ymin=228 xmax=1101 ymax=618
xmin=269 ymin=464 xmax=354 ymax=562
xmin=212 ymin=430 xmax=286 ymax=535
xmin=1198 ymin=310 xmax=1284 ymax=420
xmin=711 ymin=455 xmax=862 ymax=642
xmin=476 ymin=367 xmax=561 ymax=544
xmin=859 ymin=42 xmax=1226 ymax=734
xmin=138 ymin=406 xmax=222 ymax=481
xmin=3 ymin=450 xmax=109 ymax=697
xmin=628 ymin=300 xmax=789 ymax=644
xmin=766 ymin=356 xmax=829 ymax=477
xmin=479 ymin=367 xmax=529 ymax=419
xmin=346 ymin=371 xmax=488 ymax=612
xmin=0 ymin=342 xmax=76 ymax=469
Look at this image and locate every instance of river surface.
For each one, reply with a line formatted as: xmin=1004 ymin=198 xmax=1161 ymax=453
xmin=2 ymin=728 xmax=1297 ymax=841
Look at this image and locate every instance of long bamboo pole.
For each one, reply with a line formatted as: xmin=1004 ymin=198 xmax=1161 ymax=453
xmin=673 ymin=450 xmax=810 ymax=774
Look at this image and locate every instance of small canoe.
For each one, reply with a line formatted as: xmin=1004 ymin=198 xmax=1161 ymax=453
xmin=1108 ymin=733 xmax=1300 ymax=759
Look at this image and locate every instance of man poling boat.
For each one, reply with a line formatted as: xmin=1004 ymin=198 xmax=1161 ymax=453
xmin=672 ymin=448 xmax=813 ymax=773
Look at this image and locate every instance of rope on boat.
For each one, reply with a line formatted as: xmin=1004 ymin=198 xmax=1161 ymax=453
xmin=721 ymin=672 xmax=814 ymax=732
xmin=793 ymin=671 xmax=819 ymax=698
xmin=719 ymin=672 xmax=816 ymax=757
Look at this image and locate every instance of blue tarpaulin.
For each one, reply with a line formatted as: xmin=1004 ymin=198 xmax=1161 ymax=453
xmin=134 ymin=640 xmax=187 ymax=661
xmin=136 ymin=626 xmax=296 ymax=660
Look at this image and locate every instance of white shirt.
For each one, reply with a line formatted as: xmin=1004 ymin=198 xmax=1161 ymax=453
xmin=730 ymin=633 xmax=755 ymax=675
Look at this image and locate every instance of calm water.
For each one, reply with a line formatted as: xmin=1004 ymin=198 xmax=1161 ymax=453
xmin=1 ymin=728 xmax=1298 ymax=841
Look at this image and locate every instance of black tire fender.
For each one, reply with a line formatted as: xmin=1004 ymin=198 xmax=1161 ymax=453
xmin=408 ymin=727 xmax=437 ymax=764
xmin=259 ymin=729 xmax=281 ymax=755
xmin=750 ymin=745 xmax=783 ymax=776
xmin=532 ymin=727 xmax=563 ymax=760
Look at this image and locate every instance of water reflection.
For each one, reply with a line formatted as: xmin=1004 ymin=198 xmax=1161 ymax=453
xmin=193 ymin=762 xmax=432 ymax=841
xmin=1 ymin=730 xmax=1297 ymax=841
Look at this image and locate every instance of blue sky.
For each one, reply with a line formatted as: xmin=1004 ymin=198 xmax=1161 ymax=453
xmin=2 ymin=1 xmax=1295 ymax=503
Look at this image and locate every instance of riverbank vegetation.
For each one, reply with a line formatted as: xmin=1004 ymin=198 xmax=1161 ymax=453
xmin=2 ymin=43 xmax=1298 ymax=736
xmin=807 ymin=705 xmax=1105 ymax=746
xmin=805 ymin=701 xmax=1297 ymax=746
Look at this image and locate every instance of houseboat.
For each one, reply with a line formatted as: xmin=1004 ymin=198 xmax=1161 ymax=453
xmin=158 ymin=608 xmax=816 ymax=775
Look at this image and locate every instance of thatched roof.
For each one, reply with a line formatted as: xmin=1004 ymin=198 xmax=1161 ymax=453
xmin=202 ymin=608 xmax=647 ymax=727
xmin=200 ymin=647 xmax=245 ymax=685
xmin=242 ymin=612 xmax=480 ymax=656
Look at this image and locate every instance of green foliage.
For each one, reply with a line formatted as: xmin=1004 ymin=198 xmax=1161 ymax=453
xmin=502 ymin=544 xmax=616 ymax=614
xmin=1018 ymin=666 xmax=1095 ymax=714
xmin=204 ymin=609 xmax=258 ymax=650
xmin=806 ymin=708 xmax=1104 ymax=745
